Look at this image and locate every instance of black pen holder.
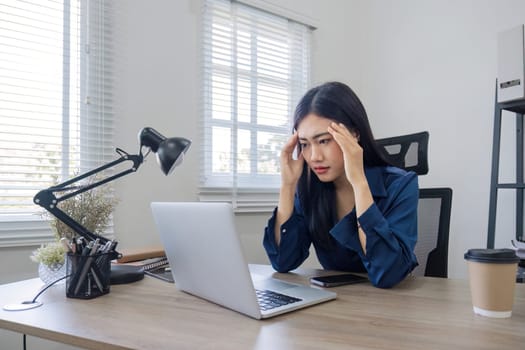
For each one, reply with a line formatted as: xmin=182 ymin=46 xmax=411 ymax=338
xmin=66 ymin=252 xmax=111 ymax=299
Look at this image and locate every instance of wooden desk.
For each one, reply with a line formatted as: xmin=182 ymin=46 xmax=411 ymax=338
xmin=1 ymin=265 xmax=524 ymax=350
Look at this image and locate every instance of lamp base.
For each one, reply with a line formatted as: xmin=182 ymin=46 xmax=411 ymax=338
xmin=110 ymin=264 xmax=144 ymax=284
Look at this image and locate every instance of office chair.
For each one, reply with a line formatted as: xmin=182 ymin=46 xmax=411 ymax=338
xmin=415 ymin=188 xmax=452 ymax=277
xmin=376 ymin=131 xmax=429 ymax=175
xmin=376 ymin=131 xmax=452 ymax=277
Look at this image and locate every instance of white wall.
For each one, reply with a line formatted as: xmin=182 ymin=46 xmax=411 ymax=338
xmin=351 ymin=0 xmax=525 ymax=278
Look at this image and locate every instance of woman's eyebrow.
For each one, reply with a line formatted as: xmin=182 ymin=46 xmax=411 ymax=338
xmin=298 ymin=132 xmax=331 ymax=141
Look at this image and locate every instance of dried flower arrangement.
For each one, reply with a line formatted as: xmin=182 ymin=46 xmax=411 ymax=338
xmin=31 ymin=177 xmax=118 ymax=267
xmin=47 ymin=183 xmax=119 ymax=241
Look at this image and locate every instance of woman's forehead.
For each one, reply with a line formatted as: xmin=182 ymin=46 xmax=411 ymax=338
xmin=297 ymin=113 xmax=333 ymax=138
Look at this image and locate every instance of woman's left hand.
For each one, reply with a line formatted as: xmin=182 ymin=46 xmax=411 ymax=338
xmin=327 ymin=122 xmax=366 ymax=186
xmin=328 ymin=122 xmax=373 ymax=253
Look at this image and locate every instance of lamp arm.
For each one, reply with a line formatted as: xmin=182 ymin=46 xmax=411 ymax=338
xmin=33 ymin=148 xmax=144 ymax=245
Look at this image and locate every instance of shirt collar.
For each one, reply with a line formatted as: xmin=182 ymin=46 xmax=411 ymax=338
xmin=364 ymin=166 xmax=388 ymax=198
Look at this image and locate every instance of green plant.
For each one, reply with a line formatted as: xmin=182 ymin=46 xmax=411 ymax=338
xmin=30 ymin=241 xmax=67 ymax=267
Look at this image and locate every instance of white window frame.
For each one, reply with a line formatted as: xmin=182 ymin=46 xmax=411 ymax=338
xmin=0 ymin=0 xmax=114 ymax=247
xmin=199 ymin=0 xmax=312 ymax=213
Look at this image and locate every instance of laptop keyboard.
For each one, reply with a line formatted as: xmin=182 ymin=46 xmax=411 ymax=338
xmin=255 ymin=289 xmax=302 ymax=311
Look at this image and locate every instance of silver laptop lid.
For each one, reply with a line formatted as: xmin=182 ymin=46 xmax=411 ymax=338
xmin=151 ymin=202 xmax=261 ymax=318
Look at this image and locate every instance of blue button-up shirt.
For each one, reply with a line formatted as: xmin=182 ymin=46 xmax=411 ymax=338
xmin=263 ymin=166 xmax=419 ymax=288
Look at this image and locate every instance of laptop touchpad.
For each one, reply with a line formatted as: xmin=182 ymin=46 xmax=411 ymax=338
xmin=254 ymin=277 xmax=299 ymax=292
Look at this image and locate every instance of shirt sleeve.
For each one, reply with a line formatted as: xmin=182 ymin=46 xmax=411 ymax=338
xmin=330 ymin=171 xmax=419 ymax=288
xmin=263 ymin=204 xmax=312 ymax=273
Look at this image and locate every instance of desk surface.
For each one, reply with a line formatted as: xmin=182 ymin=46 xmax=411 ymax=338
xmin=1 ymin=265 xmax=524 ymax=350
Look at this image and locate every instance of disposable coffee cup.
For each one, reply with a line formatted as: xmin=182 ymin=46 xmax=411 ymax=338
xmin=464 ymin=248 xmax=519 ymax=318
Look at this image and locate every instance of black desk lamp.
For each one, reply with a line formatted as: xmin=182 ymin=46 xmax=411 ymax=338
xmin=33 ymin=127 xmax=191 ymax=284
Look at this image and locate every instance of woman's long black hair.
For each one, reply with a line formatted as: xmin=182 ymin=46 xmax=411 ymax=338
xmin=293 ymin=82 xmax=390 ymax=248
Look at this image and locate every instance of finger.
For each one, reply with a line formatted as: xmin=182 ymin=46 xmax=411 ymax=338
xmin=282 ymin=133 xmax=298 ymax=152
xmin=329 ymin=123 xmax=358 ymax=142
xmin=327 ymin=125 xmax=341 ymax=143
xmin=331 ymin=122 xmax=352 ymax=135
xmin=327 ymin=124 xmax=338 ymax=136
xmin=328 ymin=124 xmax=347 ymax=141
xmin=296 ymin=149 xmax=304 ymax=161
xmin=340 ymin=124 xmax=360 ymax=141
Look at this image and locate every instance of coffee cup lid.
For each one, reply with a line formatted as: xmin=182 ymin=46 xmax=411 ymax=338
xmin=464 ymin=248 xmax=520 ymax=263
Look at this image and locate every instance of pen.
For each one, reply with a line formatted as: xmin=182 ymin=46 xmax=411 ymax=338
xmin=60 ymin=237 xmax=72 ymax=252
xmin=73 ymin=239 xmax=100 ymax=295
xmin=87 ymin=274 xmax=91 ymax=296
xmin=97 ymin=239 xmax=118 ymax=272
xmin=100 ymin=240 xmax=112 ymax=253
xmin=90 ymin=265 xmax=104 ymax=292
xmin=67 ymin=244 xmax=91 ymax=295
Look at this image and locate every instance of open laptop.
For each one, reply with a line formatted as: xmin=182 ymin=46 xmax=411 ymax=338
xmin=150 ymin=202 xmax=336 ymax=319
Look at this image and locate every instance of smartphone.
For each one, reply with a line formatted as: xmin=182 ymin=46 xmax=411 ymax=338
xmin=310 ymin=273 xmax=368 ymax=287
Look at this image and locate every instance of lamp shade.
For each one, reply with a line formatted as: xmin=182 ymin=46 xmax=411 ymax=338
xmin=139 ymin=127 xmax=191 ymax=175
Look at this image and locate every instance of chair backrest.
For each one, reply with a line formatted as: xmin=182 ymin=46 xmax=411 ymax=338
xmin=414 ymin=188 xmax=452 ymax=277
xmin=376 ymin=131 xmax=429 ymax=175
xmin=376 ymin=131 xmax=452 ymax=278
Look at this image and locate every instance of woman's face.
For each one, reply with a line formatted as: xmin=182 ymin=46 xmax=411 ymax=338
xmin=296 ymin=113 xmax=346 ymax=183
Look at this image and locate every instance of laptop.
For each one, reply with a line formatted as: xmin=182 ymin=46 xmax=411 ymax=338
xmin=150 ymin=202 xmax=336 ymax=319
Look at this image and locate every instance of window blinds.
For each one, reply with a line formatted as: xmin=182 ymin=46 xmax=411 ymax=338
xmin=200 ymin=0 xmax=311 ymax=212
xmin=0 ymin=0 xmax=114 ymax=246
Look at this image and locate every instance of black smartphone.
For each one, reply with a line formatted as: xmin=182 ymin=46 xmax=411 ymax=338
xmin=310 ymin=273 xmax=368 ymax=287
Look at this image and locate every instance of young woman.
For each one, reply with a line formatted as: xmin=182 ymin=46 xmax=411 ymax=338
xmin=263 ymin=81 xmax=418 ymax=288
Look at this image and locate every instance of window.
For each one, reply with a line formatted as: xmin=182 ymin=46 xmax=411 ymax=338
xmin=0 ymin=0 xmax=114 ymax=246
xmin=200 ymin=0 xmax=312 ymax=212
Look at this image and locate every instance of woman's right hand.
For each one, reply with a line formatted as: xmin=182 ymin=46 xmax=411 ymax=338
xmin=275 ymin=132 xmax=304 ymax=245
xmin=280 ymin=132 xmax=304 ymax=187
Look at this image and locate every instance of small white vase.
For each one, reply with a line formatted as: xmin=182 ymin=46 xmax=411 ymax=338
xmin=38 ymin=261 xmax=67 ymax=285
